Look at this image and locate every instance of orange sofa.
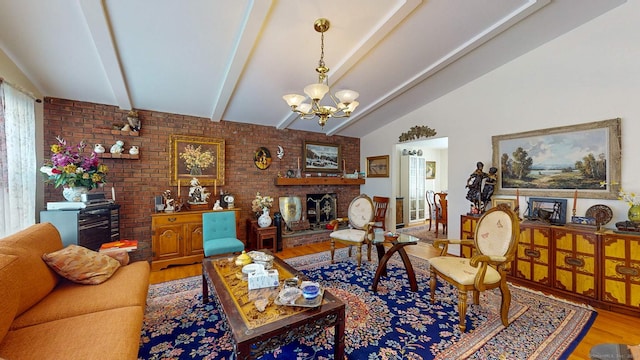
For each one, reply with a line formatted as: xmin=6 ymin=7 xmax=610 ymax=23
xmin=0 ymin=223 xmax=150 ymax=360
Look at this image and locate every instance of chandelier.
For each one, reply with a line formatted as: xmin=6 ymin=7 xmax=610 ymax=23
xmin=283 ymin=18 xmax=359 ymax=128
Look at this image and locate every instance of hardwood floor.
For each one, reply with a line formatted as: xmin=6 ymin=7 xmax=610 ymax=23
xmin=148 ymin=240 xmax=639 ymax=360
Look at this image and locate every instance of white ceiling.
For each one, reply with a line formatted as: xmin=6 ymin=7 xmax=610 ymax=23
xmin=0 ymin=0 xmax=625 ymax=137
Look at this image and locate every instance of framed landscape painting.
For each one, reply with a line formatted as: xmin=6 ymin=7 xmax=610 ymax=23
xmin=492 ymin=118 xmax=621 ymax=199
xmin=303 ymin=141 xmax=341 ymax=173
xmin=366 ymin=155 xmax=389 ymax=178
xmin=169 ymin=135 xmax=225 ymax=186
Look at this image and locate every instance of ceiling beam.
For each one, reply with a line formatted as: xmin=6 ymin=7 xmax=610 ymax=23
xmin=78 ymin=0 xmax=132 ymax=110
xmin=209 ymin=0 xmax=274 ymax=122
xmin=326 ymin=0 xmax=550 ymax=136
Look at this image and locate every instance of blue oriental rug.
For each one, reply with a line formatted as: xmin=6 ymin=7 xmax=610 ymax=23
xmin=138 ymin=249 xmax=596 ymax=359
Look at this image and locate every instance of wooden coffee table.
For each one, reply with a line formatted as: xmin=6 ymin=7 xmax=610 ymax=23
xmin=202 ymin=254 xmax=345 ymax=359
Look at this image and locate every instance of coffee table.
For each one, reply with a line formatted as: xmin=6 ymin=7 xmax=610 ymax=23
xmin=202 ymin=254 xmax=345 ymax=359
xmin=371 ymin=233 xmax=419 ymax=292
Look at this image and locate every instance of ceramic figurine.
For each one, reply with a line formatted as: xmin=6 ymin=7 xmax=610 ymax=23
xmin=127 ymin=110 xmax=141 ymax=131
xmin=94 ymin=143 xmax=105 ymax=153
xmin=110 ymin=140 xmax=124 ymax=154
xmin=129 ymin=146 xmax=139 ymax=155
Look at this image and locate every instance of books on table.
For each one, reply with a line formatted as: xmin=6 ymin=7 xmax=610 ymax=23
xmin=99 ymin=239 xmax=138 ymax=253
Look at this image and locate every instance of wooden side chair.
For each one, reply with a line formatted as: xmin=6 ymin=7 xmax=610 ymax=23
xmin=329 ymin=194 xmax=375 ymax=268
xmin=426 ymin=190 xmax=436 ymax=231
xmin=429 ymin=204 xmax=520 ymax=332
xmin=434 ymin=192 xmax=448 ymax=237
xmin=371 ymin=196 xmax=390 ymax=232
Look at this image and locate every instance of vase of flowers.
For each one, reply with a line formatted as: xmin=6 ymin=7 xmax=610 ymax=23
xmin=619 ymin=190 xmax=640 ymax=223
xmin=252 ymin=192 xmax=274 ymax=227
xmin=40 ymin=136 xmax=108 ymax=201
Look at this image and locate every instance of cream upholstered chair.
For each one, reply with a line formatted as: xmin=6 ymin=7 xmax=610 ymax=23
xmin=429 ymin=204 xmax=519 ymax=332
xmin=329 ymin=194 xmax=375 ymax=268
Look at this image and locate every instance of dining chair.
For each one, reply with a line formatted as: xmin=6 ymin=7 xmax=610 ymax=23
xmin=434 ymin=192 xmax=448 ymax=237
xmin=329 ymin=194 xmax=375 ymax=268
xmin=429 ymin=204 xmax=520 ymax=332
xmin=371 ymin=196 xmax=390 ymax=232
xmin=426 ymin=190 xmax=436 ymax=231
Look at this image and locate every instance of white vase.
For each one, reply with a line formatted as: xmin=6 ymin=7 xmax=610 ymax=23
xmin=258 ymin=208 xmax=272 ymax=228
xmin=62 ymin=186 xmax=89 ymax=202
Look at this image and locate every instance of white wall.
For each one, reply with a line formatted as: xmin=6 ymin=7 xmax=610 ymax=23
xmin=361 ymin=0 xmax=640 ymax=235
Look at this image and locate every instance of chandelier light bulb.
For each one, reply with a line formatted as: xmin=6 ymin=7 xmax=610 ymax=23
xmin=283 ymin=94 xmax=306 ymax=108
xmin=335 ymin=90 xmax=359 ymax=105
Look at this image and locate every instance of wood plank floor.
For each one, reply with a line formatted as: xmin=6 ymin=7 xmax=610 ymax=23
xmin=148 ymin=241 xmax=639 ymax=360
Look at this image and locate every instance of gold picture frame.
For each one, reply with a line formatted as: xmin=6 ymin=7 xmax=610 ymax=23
xmin=426 ymin=161 xmax=436 ymax=179
xmin=492 ymin=118 xmax=621 ymax=199
xmin=491 ymin=198 xmax=517 ymax=210
xmin=366 ymin=155 xmax=389 ymax=178
xmin=169 ymin=135 xmax=225 ymax=186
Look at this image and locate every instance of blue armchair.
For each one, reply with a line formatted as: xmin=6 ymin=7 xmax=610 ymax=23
xmin=202 ymin=211 xmax=244 ymax=257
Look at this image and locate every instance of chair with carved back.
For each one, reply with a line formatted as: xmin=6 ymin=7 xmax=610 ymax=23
xmin=329 ymin=194 xmax=375 ymax=268
xmin=429 ymin=204 xmax=520 ymax=332
xmin=426 ymin=190 xmax=436 ymax=231
xmin=434 ymin=192 xmax=448 ymax=237
xmin=371 ymin=196 xmax=390 ymax=232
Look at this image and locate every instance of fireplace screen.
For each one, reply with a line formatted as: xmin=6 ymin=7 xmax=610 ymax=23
xmin=307 ymin=193 xmax=337 ymax=227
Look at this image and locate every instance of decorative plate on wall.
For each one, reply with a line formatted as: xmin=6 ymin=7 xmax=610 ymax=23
xmin=254 ymin=147 xmax=272 ymax=170
xmin=585 ymin=204 xmax=613 ymax=225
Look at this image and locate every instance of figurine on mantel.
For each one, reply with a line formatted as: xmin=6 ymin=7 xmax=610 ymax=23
xmin=126 ymin=110 xmax=141 ymax=132
xmin=188 ymin=177 xmax=210 ymax=204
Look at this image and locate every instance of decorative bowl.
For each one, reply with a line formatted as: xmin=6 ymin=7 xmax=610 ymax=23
xmin=241 ymin=263 xmax=264 ymax=275
xmin=300 ymin=281 xmax=320 ymax=299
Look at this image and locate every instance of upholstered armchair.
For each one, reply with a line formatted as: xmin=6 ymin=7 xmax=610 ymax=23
xmin=429 ymin=205 xmax=520 ymax=332
xmin=329 ymin=194 xmax=375 ymax=267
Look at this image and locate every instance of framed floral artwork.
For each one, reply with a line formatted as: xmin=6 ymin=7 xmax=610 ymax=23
xmin=169 ymin=135 xmax=225 ymax=186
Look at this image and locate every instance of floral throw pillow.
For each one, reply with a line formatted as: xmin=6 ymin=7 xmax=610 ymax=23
xmin=42 ymin=245 xmax=121 ymax=285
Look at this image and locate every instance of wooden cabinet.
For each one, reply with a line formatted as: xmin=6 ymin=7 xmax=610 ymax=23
xmin=601 ymin=232 xmax=640 ymax=314
xmin=395 ymin=197 xmax=404 ymax=228
xmin=151 ymin=209 xmax=240 ymax=271
xmin=514 ymin=223 xmax=552 ymax=286
xmin=459 ymin=215 xmax=478 ymax=258
xmin=458 ymin=216 xmax=640 ymax=317
xmin=552 ymin=227 xmax=598 ymax=299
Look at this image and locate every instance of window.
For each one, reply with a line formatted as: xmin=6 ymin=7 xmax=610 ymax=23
xmin=0 ymin=81 xmax=36 ymax=237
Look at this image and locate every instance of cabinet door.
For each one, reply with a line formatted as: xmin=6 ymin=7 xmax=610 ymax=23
xmin=153 ymin=224 xmax=183 ymax=261
xmin=459 ymin=215 xmax=477 ymax=258
xmin=514 ymin=225 xmax=551 ymax=284
xmin=601 ymin=234 xmax=640 ymax=310
xmin=185 ymin=222 xmax=204 ymax=256
xmin=553 ymin=228 xmax=597 ymax=299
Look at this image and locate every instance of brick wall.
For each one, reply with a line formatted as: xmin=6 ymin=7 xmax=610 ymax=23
xmin=42 ymin=98 xmax=361 ymax=262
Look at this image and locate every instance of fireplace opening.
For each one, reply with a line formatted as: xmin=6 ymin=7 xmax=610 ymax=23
xmin=306 ymin=193 xmax=337 ymax=228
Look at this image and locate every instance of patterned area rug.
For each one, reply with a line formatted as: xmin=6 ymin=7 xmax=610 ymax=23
xmin=138 ymin=249 xmax=596 ymax=359
xmin=397 ymin=223 xmax=440 ymax=243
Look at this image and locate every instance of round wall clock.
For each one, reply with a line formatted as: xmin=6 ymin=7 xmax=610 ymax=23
xmin=254 ymin=147 xmax=272 ymax=170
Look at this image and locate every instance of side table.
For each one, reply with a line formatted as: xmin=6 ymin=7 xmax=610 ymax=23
xmin=246 ymin=219 xmax=277 ymax=252
xmin=371 ymin=233 xmax=418 ymax=292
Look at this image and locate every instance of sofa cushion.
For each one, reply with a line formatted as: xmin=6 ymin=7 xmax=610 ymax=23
xmin=0 ymin=306 xmax=144 ymax=360
xmin=42 ymin=245 xmax=121 ymax=285
xmin=0 ymin=223 xmax=62 ymax=316
xmin=0 ymin=254 xmax=20 ymax=341
xmin=11 ymin=260 xmax=150 ymax=330
xmin=104 ymin=249 xmax=130 ymax=266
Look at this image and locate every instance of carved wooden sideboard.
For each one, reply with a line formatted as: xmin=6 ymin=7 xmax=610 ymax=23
xmin=460 ymin=214 xmax=640 ymax=316
xmin=151 ymin=209 xmax=241 ymax=271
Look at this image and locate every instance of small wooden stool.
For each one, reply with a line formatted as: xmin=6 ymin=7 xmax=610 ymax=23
xmin=255 ymin=226 xmax=277 ymax=252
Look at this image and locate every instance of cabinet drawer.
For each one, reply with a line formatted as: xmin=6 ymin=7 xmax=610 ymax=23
xmin=152 ymin=213 xmax=202 ymax=226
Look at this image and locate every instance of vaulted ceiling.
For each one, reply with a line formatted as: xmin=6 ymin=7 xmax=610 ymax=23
xmin=0 ymin=0 xmax=624 ymax=137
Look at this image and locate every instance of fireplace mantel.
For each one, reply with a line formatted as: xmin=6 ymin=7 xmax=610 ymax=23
xmin=275 ymin=178 xmax=365 ymax=186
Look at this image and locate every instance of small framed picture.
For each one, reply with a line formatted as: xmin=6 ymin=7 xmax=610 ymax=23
xmin=366 ymin=155 xmax=389 ymax=178
xmin=303 ymin=141 xmax=341 ymax=173
xmin=491 ymin=198 xmax=517 ymax=210
xmin=426 ymin=161 xmax=436 ymax=179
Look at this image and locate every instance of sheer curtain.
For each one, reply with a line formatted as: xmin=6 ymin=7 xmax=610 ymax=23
xmin=0 ymin=81 xmax=36 ymax=237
